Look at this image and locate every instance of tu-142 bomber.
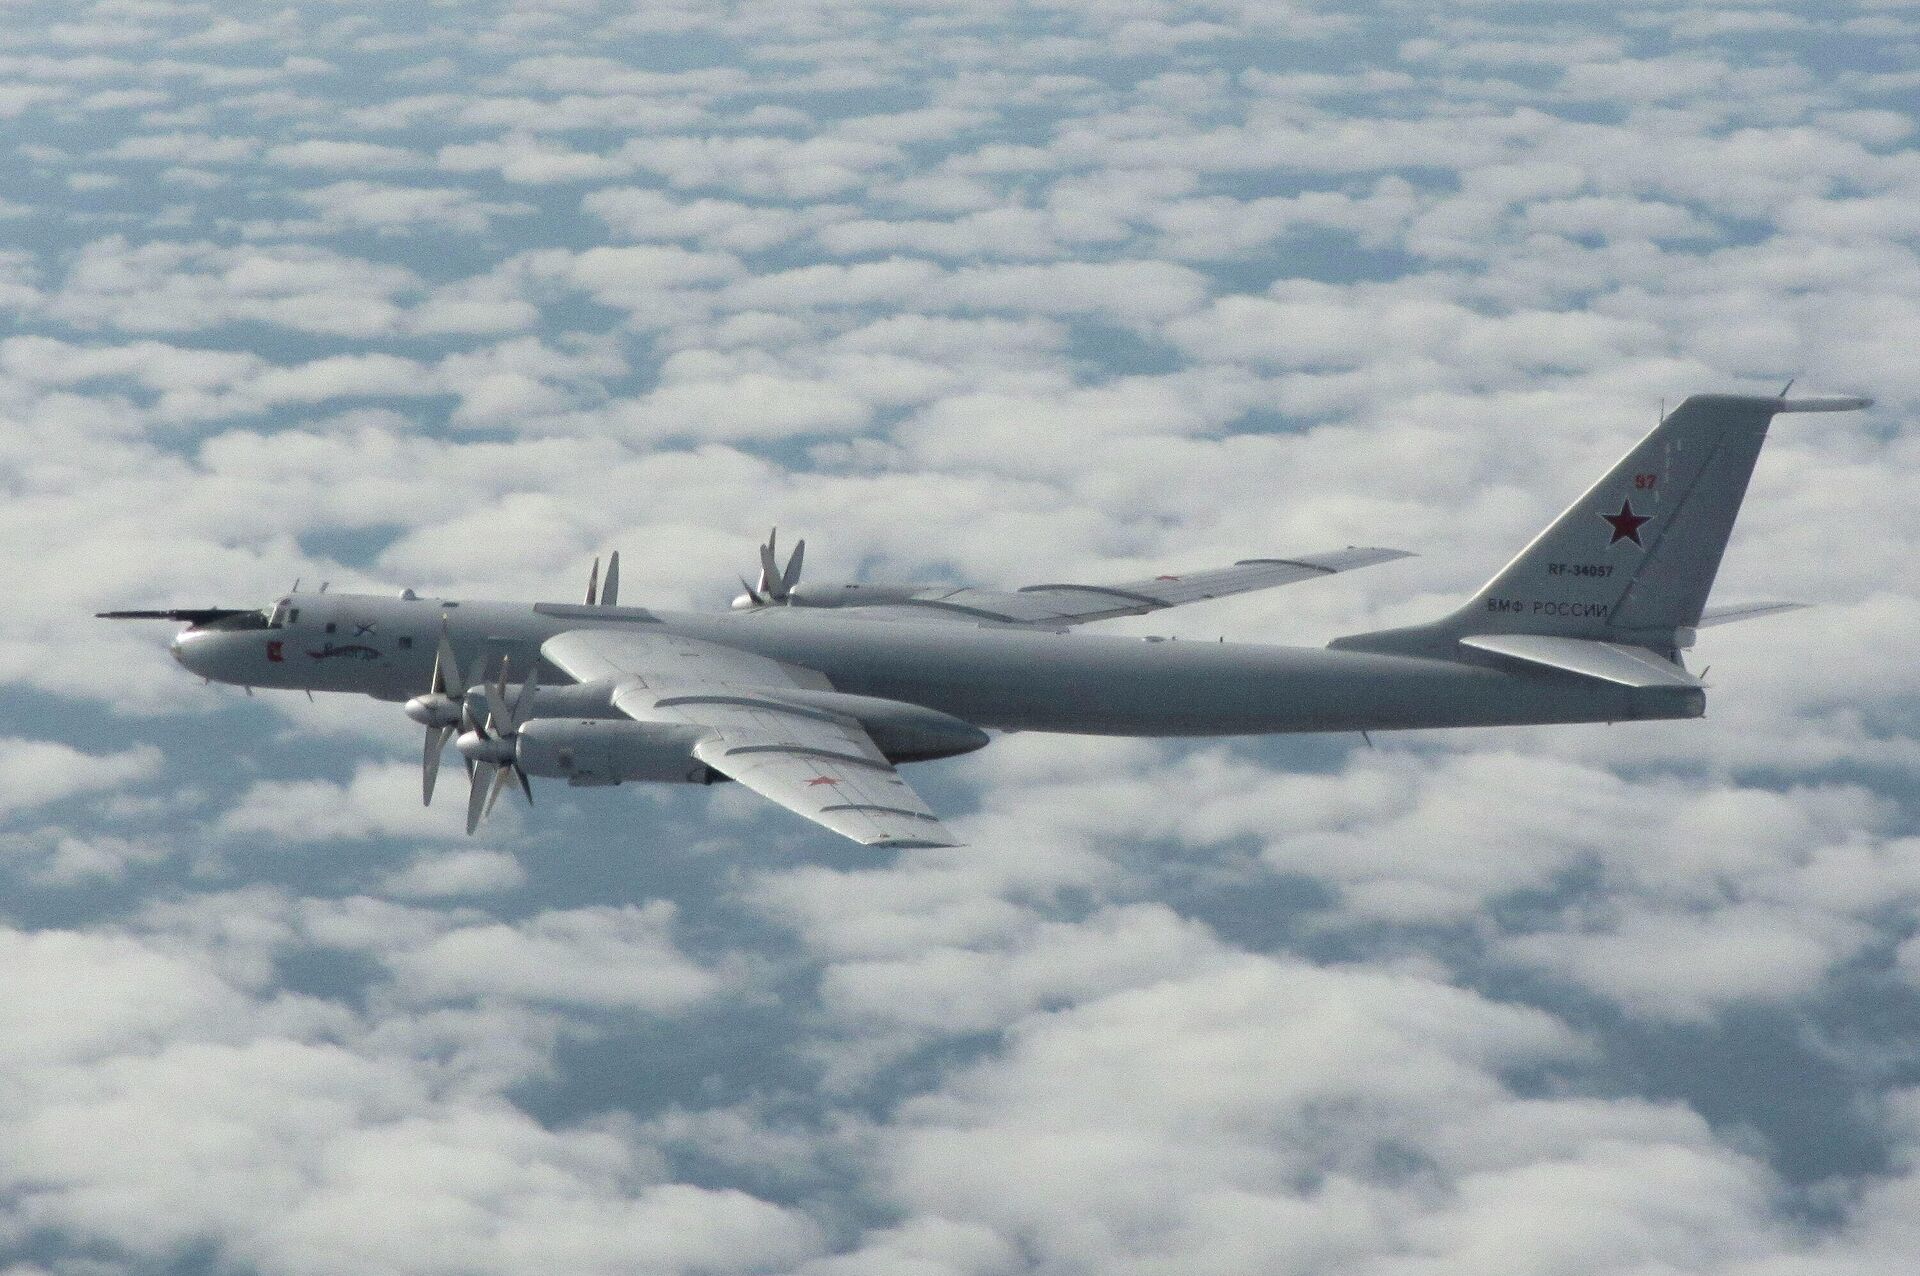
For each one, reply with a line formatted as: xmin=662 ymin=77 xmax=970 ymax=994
xmin=104 ymin=391 xmax=1867 ymax=849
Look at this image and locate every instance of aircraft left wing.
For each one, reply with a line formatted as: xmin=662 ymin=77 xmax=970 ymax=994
xmin=811 ymin=546 xmax=1411 ymax=628
xmin=541 ymin=628 xmax=959 ymax=849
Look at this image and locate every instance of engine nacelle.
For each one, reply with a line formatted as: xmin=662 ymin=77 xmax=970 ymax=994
xmin=784 ymin=582 xmax=940 ymax=609
xmin=770 ymin=688 xmax=989 ymax=762
xmin=515 ymin=719 xmax=715 ymax=787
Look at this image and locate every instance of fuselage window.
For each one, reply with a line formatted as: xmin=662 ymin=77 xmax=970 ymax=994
xmin=397 ymin=636 xmax=413 ymax=650
xmin=324 ymin=622 xmax=337 ymax=634
xmin=289 ymin=608 xmax=300 ymax=625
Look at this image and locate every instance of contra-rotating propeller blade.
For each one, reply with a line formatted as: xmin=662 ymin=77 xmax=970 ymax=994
xmin=465 ymin=761 xmax=499 ymax=834
xmin=757 ymin=532 xmax=778 ymax=597
xmin=753 ymin=528 xmax=805 ymax=603
xmin=781 ymin=539 xmax=803 ymax=594
xmin=481 ymin=758 xmax=515 ymax=822
xmin=408 ymin=624 xmax=481 ymax=807
xmin=423 ymin=725 xmax=453 ymax=804
xmin=584 ymin=551 xmax=621 ymax=606
xmin=456 ymin=654 xmax=538 ymax=833
xmin=601 ymin=551 xmax=620 ymax=608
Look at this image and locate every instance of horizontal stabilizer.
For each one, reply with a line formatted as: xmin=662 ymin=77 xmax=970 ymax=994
xmin=1459 ymin=634 xmax=1701 ymax=689
xmin=1695 ymin=600 xmax=1807 ymax=628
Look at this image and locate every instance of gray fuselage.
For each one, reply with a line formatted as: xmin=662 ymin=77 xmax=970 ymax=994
xmin=169 ymin=590 xmax=1702 ymax=736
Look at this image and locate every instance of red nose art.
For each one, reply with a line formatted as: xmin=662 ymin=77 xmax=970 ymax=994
xmin=267 ymin=640 xmax=284 ymax=663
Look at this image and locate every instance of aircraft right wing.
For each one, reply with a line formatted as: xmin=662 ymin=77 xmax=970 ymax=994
xmin=541 ymin=627 xmax=959 ymax=849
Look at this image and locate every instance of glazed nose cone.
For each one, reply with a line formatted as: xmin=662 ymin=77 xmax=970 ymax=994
xmin=169 ymin=628 xmax=210 ymax=674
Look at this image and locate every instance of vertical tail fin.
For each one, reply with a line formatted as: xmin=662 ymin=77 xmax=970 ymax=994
xmin=1335 ymin=393 xmax=1869 ymax=656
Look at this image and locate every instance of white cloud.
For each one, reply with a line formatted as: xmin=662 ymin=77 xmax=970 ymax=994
xmin=584 ymin=186 xmax=841 ymax=253
xmin=1502 ymin=902 xmax=1873 ymax=1023
xmin=0 ymin=738 xmax=160 ymax=818
xmin=5 ymin=2 xmax=1920 ymax=1270
xmin=619 ymin=134 xmax=905 ymax=200
xmin=293 ymin=180 xmax=535 ymax=234
xmin=380 ymin=848 xmax=526 ymax=899
xmin=0 ymin=912 xmax=819 ymax=1276
xmin=0 ymin=828 xmax=174 ymax=885
xmin=387 ymin=902 xmax=738 ymax=1013
xmin=437 ymin=133 xmax=632 ymax=184
xmin=849 ymin=953 xmax=1795 ymax=1275
xmin=0 ymin=924 xmax=256 ymax=1069
xmin=219 ymin=762 xmax=467 ymax=844
xmin=102 ymin=130 xmax=257 ymax=164
xmin=510 ymin=243 xmax=744 ymax=315
xmin=264 ymin=139 xmax=425 ymax=170
xmin=43 ymin=236 xmax=423 ymax=337
xmin=0 ymin=81 xmax=69 ymax=116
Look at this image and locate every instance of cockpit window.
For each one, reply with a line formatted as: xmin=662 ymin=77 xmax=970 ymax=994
xmin=205 ymin=610 xmax=273 ymax=632
xmin=267 ymin=600 xmax=294 ymax=628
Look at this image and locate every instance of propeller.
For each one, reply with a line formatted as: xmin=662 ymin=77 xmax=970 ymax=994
xmin=585 ymin=551 xmax=622 ymax=606
xmin=404 ymin=627 xmax=487 ymax=806
xmin=456 ymin=655 xmax=539 ymax=834
xmin=739 ymin=528 xmax=804 ymax=606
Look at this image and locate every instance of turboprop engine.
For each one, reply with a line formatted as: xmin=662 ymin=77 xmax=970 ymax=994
xmin=505 ymin=691 xmax=989 ymax=789
xmin=514 ymin=719 xmax=716 ymax=787
xmin=443 ymin=652 xmax=989 ymax=836
xmin=727 ymin=527 xmax=957 ymax=614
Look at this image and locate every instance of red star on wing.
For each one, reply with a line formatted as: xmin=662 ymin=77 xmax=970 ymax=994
xmin=805 ymin=775 xmax=841 ymax=787
xmin=1601 ymin=499 xmax=1651 ymax=546
xmin=1155 ymin=574 xmax=1181 ymax=582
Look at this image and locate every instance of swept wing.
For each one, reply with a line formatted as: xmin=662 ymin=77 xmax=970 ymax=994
xmin=798 ymin=546 xmax=1412 ymax=628
xmin=541 ymin=628 xmax=959 ymax=849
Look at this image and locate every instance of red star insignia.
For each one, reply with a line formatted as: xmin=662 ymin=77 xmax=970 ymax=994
xmin=1601 ymin=499 xmax=1651 ymax=546
xmin=805 ymin=775 xmax=841 ymax=787
xmin=1156 ymin=574 xmax=1181 ymax=581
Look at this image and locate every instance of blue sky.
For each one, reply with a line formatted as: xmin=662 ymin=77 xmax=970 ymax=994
xmin=4 ymin=1 xmax=1920 ymax=1272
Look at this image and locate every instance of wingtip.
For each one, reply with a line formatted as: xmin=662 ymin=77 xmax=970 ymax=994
xmin=1777 ymin=394 xmax=1873 ymax=413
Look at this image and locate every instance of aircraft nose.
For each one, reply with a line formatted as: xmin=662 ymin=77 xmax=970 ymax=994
xmin=170 ymin=628 xmax=210 ymax=674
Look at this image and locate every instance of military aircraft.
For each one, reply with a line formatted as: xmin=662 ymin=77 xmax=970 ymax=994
xmin=102 ymin=391 xmax=1866 ymax=849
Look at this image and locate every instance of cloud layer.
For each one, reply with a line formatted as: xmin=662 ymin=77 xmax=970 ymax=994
xmin=4 ymin=1 xmax=1919 ymax=1273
